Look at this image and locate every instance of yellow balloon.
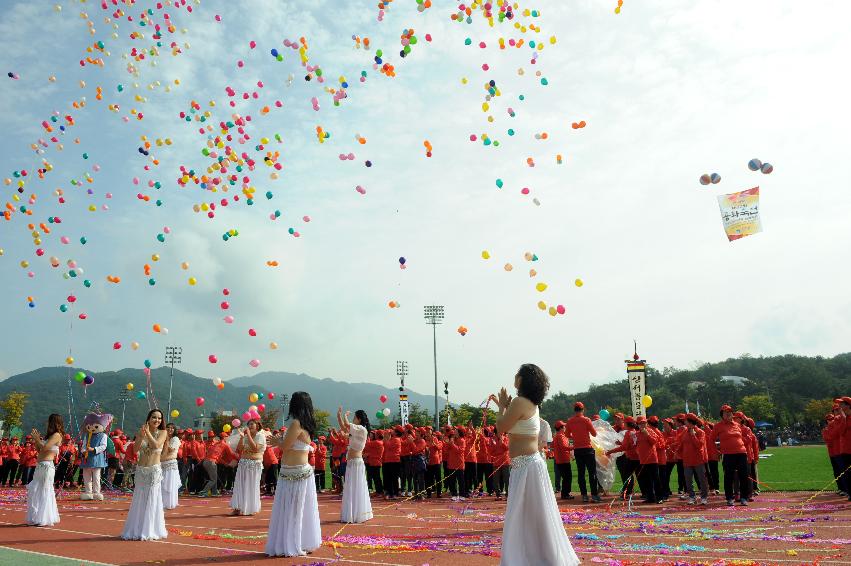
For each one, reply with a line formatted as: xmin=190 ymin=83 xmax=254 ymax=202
xmin=641 ymin=395 xmax=653 ymax=408
xmin=222 ymin=424 xmax=232 ymax=433
xmin=188 ymin=277 xmax=197 ymax=286
xmin=535 ymin=282 xmax=548 ymax=292
xmin=65 ymin=356 xmax=74 ymax=365
xmin=481 ymin=250 xmax=490 ymax=260
xmin=575 ymin=278 xmax=584 ymax=287
xmin=249 ymin=393 xmax=259 ymax=403
xmin=131 ymin=341 xmax=140 ymax=350
xmin=170 ymin=409 xmax=180 ymax=418
xmin=151 ymin=254 xmax=160 ymax=262
xmin=126 ymin=383 xmax=134 ymax=391
xmin=537 ymin=301 xmax=547 ymax=310
xmin=269 ymin=341 xmax=279 ymax=350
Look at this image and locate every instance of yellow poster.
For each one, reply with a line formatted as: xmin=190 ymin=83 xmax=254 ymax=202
xmin=717 ymin=186 xmax=762 ymax=241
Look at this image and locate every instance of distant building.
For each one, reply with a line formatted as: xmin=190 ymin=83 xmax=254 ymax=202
xmin=721 ymin=375 xmax=748 ymax=386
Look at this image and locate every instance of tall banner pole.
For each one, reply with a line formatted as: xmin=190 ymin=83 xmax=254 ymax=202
xmin=625 ymin=342 xmax=647 ymax=418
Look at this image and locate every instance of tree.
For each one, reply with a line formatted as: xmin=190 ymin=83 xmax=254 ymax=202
xmin=261 ymin=408 xmax=280 ymax=430
xmin=739 ymin=394 xmax=776 ymax=422
xmin=209 ymin=413 xmax=231 ymax=434
xmin=314 ymin=410 xmax=331 ymax=436
xmin=0 ymin=391 xmax=29 ymax=428
xmin=803 ymin=398 xmax=835 ymax=424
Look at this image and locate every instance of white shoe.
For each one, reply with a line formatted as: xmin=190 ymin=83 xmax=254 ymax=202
xmin=80 ymin=493 xmax=93 ymax=501
xmin=94 ymin=493 xmax=104 ymax=501
xmin=699 ymin=498 xmax=708 ymax=505
xmin=679 ymin=494 xmax=687 ymax=500
xmin=687 ymin=498 xmax=695 ymax=505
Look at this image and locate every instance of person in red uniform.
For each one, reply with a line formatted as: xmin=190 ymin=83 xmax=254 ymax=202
xmin=659 ymin=418 xmax=678 ymax=499
xmin=330 ymin=428 xmax=347 ymax=493
xmin=19 ymin=437 xmax=38 ymax=485
xmin=648 ymin=416 xmax=667 ymax=501
xmin=745 ymin=418 xmax=760 ymax=495
xmin=188 ymin=430 xmax=206 ymax=494
xmin=425 ymin=429 xmax=442 ymax=498
xmin=314 ymin=435 xmax=328 ymax=492
xmin=837 ymin=396 xmax=851 ymax=501
xmin=491 ymin=431 xmax=510 ymax=499
xmin=0 ymin=439 xmax=6 ymax=485
xmin=382 ymin=427 xmax=402 ymax=499
xmin=365 ymin=431 xmax=384 ymax=495
xmin=53 ymin=434 xmax=77 ymax=488
xmin=262 ymin=433 xmax=280 ymax=495
xmin=401 ymin=427 xmax=416 ymax=496
xmin=633 ymin=416 xmax=661 ymax=503
xmin=552 ymin=420 xmax=574 ymax=500
xmin=446 ymin=426 xmax=467 ymax=500
xmin=681 ymin=413 xmax=709 ymax=504
xmin=197 ymin=431 xmax=222 ymax=497
xmin=411 ymin=429 xmax=428 ymax=500
xmin=3 ymin=437 xmax=21 ymax=487
xmin=824 ymin=405 xmax=845 ymax=495
xmin=476 ymin=425 xmax=494 ymax=496
xmin=219 ymin=431 xmax=239 ymax=493
xmin=709 ymin=405 xmax=751 ymax=506
xmin=462 ymin=423 xmax=479 ymax=497
xmin=565 ymin=402 xmax=600 ymax=503
xmin=703 ymin=421 xmax=720 ymax=495
xmin=734 ymin=412 xmax=755 ymax=501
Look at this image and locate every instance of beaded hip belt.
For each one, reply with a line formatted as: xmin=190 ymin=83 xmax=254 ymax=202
xmin=279 ymin=464 xmax=313 ymax=481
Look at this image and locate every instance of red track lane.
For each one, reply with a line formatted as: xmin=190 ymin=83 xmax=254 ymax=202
xmin=1 ymin=489 xmax=850 ymax=565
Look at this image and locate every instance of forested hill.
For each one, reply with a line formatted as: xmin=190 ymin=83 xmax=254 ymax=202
xmin=540 ymin=353 xmax=851 ymax=426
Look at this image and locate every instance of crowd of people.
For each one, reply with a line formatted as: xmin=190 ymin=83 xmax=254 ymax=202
xmin=7 ymin=372 xmax=851 ymax=563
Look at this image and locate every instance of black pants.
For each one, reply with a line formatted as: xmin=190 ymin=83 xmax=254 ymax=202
xmin=494 ymin=464 xmax=510 ymax=494
xmin=620 ymin=459 xmax=639 ymax=496
xmin=478 ymin=462 xmax=494 ymax=494
xmin=722 ymin=453 xmax=751 ymax=501
xmin=573 ymin=448 xmax=598 ymax=496
xmin=446 ymin=467 xmax=465 ymax=496
xmin=750 ymin=462 xmax=758 ymax=492
xmin=707 ymin=460 xmax=720 ymax=491
xmin=3 ymin=461 xmax=19 ymax=486
xmin=21 ymin=466 xmax=35 ymax=485
xmin=56 ymin=457 xmax=72 ymax=487
xmin=675 ymin=460 xmax=685 ymax=493
xmin=412 ymin=468 xmax=425 ymax=496
xmin=829 ymin=456 xmax=843 ymax=492
xmin=615 ymin=456 xmax=628 ymax=492
xmin=188 ymin=458 xmax=202 ymax=493
xmin=464 ymin=463 xmax=478 ymax=494
xmin=382 ymin=462 xmax=400 ymax=497
xmin=265 ymin=463 xmax=279 ymax=493
xmin=400 ymin=456 xmax=412 ymax=492
xmin=366 ymin=465 xmax=383 ymax=493
xmin=556 ymin=462 xmax=573 ymax=498
xmin=313 ymin=464 xmax=324 ymax=491
xmin=425 ymin=464 xmax=441 ymax=495
xmin=662 ymin=462 xmax=675 ymax=496
xmin=639 ymin=463 xmax=660 ymax=502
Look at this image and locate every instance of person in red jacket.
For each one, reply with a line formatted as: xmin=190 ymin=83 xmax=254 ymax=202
xmin=424 ymin=429 xmax=442 ymax=498
xmin=745 ymin=418 xmax=760 ymax=495
xmin=552 ymin=421 xmax=574 ymax=500
xmin=734 ymin=412 xmax=755 ymax=501
xmin=365 ymin=431 xmax=384 ymax=495
xmin=824 ymin=405 xmax=845 ymax=495
xmin=709 ymin=405 xmax=751 ymax=506
xmin=330 ymin=428 xmax=348 ymax=493
xmin=198 ymin=431 xmax=223 ymax=497
xmin=263 ymin=435 xmax=280 ymax=495
xmin=446 ymin=427 xmax=467 ymax=500
xmin=838 ymin=396 xmax=851 ymax=501
xmin=648 ymin=417 xmax=667 ymax=501
xmin=3 ymin=437 xmax=21 ymax=487
xmin=19 ymin=438 xmax=38 ymax=485
xmin=565 ymin=402 xmax=601 ymax=503
xmin=313 ymin=435 xmax=328 ymax=492
xmin=703 ymin=421 xmax=720 ymax=495
xmin=382 ymin=428 xmax=402 ymax=499
xmin=634 ymin=417 xmax=662 ymax=503
xmin=681 ymin=413 xmax=709 ymax=504
xmin=491 ymin=432 xmax=510 ymax=499
xmin=188 ymin=430 xmax=206 ymax=494
xmin=477 ymin=424 xmax=494 ymax=496
xmin=462 ymin=424 xmax=478 ymax=497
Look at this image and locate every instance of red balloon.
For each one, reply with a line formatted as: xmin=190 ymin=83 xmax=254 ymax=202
xmin=379 ymin=394 xmax=388 ymax=403
xmin=113 ymin=342 xmax=122 ymax=350
xmin=267 ymin=392 xmax=275 ymax=400
xmin=220 ymin=301 xmax=230 ymax=310
xmin=208 ymin=354 xmax=218 ymax=364
xmin=257 ymin=403 xmax=266 ymax=412
xmin=248 ymin=328 xmax=257 ymax=337
xmin=196 ymin=397 xmax=205 ymax=406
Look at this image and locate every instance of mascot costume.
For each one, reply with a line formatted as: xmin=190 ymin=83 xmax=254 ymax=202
xmin=81 ymin=411 xmax=113 ymax=501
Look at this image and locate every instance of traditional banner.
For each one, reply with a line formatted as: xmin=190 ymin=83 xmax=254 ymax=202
xmin=717 ymin=186 xmax=762 ymax=242
xmin=626 ymin=362 xmax=646 ymax=418
xmin=399 ymin=394 xmax=410 ymax=426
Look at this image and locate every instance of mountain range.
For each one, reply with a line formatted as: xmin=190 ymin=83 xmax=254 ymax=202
xmin=0 ymin=366 xmax=441 ymax=435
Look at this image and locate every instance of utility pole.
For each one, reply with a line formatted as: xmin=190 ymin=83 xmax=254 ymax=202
xmin=164 ymin=346 xmax=182 ymax=419
xmin=279 ymin=394 xmax=289 ymax=429
xmin=118 ymin=387 xmax=132 ymax=430
xmin=424 ymin=305 xmax=444 ymax=429
xmin=443 ymin=380 xmax=450 ymax=426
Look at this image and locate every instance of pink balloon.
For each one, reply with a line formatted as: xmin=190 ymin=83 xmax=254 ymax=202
xmin=257 ymin=403 xmax=266 ymax=412
xmin=208 ymin=354 xmax=218 ymax=364
xmin=556 ymin=305 xmax=566 ymax=315
xmin=241 ymin=412 xmax=251 ymax=421
xmin=302 ymin=215 xmax=311 ymax=222
xmin=249 ymin=359 xmax=260 ymax=368
xmin=223 ymin=315 xmax=234 ymax=324
xmin=249 ymin=40 xmax=257 ymax=49
xmin=231 ymin=419 xmax=241 ymax=427
xmin=380 ymin=394 xmax=388 ymax=403
xmin=60 ymin=236 xmax=70 ymax=244
xmin=355 ymin=185 xmax=366 ymax=195
xmin=249 ymin=411 xmax=261 ymax=420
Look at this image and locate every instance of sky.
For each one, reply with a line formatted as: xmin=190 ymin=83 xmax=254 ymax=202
xmin=1 ymin=0 xmax=850 ymax=406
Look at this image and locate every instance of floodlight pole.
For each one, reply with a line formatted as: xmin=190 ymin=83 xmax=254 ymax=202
xmin=165 ymin=346 xmax=182 ymax=420
xmin=424 ymin=305 xmax=444 ymax=429
xmin=118 ymin=387 xmax=132 ymax=430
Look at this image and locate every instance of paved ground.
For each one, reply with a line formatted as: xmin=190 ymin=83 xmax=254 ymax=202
xmin=0 ymin=487 xmax=849 ymax=565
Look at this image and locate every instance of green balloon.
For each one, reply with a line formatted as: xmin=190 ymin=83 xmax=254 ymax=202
xmin=375 ymin=411 xmax=383 ymax=419
xmin=74 ymin=371 xmax=85 ymax=382
xmin=83 ymin=279 xmax=92 ymax=288
xmin=137 ymin=391 xmax=146 ymax=399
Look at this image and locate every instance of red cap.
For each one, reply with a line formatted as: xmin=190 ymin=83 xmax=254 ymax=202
xmin=318 ymin=435 xmax=326 ymax=441
xmin=624 ymin=416 xmax=635 ymax=423
xmin=25 ymin=435 xmax=32 ymax=440
xmin=720 ymin=404 xmax=733 ymax=413
xmin=841 ymin=396 xmax=851 ymax=405
xmin=554 ymin=420 xmax=565 ymax=429
xmin=591 ymin=414 xmax=600 ymax=421
xmin=615 ymin=412 xmax=625 ymax=419
xmin=63 ymin=434 xmax=71 ymax=440
xmin=663 ymin=418 xmax=674 ymax=425
xmin=208 ymin=431 xmax=215 ymax=437
xmin=636 ymin=416 xmax=647 ymax=424
xmin=185 ymin=428 xmax=194 ymax=434
xmin=648 ymin=415 xmax=659 ymax=424
xmin=746 ymin=418 xmax=755 ymax=427
xmin=733 ymin=411 xmax=745 ymax=419
xmin=219 ymin=432 xmax=228 ymax=438
xmin=686 ymin=413 xmax=698 ymax=421
xmin=676 ymin=413 xmax=686 ymax=421
xmin=574 ymin=401 xmax=585 ymax=411
xmin=194 ymin=430 xmax=203 ymax=435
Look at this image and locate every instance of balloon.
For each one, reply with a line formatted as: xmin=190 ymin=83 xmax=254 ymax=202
xmin=249 ymin=393 xmax=259 ymax=403
xmin=249 ymin=411 xmax=261 ymax=420
xmin=74 ymin=371 xmax=85 ymax=382
xmin=231 ymin=419 xmax=241 ymax=428
xmin=710 ymin=173 xmax=721 ymax=184
xmin=113 ymin=342 xmax=122 ymax=350
xmin=217 ymin=382 xmax=225 ymax=390
xmin=257 ymin=403 xmax=266 ymax=412
xmin=535 ymin=282 xmax=548 ymax=292
xmin=641 ymin=395 xmax=653 ymax=408
xmin=241 ymin=412 xmax=251 ymax=421
xmin=208 ymin=354 xmax=218 ymax=364
xmin=599 ymin=409 xmax=610 ymax=421
xmin=248 ymin=405 xmax=258 ymax=413
xmin=379 ymin=394 xmax=388 ymax=403
xmin=399 ymin=257 xmax=406 ymax=265
xmin=213 ymin=377 xmax=222 ymax=386
xmin=144 ymin=359 xmax=152 ymax=368
xmin=748 ymin=158 xmax=762 ymax=171
xmin=137 ymin=391 xmax=146 ymax=399
xmin=126 ymin=383 xmax=134 ymax=391
xmin=83 ymin=375 xmax=94 ymax=385
xmin=257 ymin=393 xmax=264 ymax=400
xmin=269 ymin=341 xmax=278 ymax=350
xmin=761 ymin=162 xmax=773 ymax=174
xmin=222 ymin=424 xmax=232 ymax=433
xmin=699 ymin=174 xmax=711 ymax=185
xmin=382 ymin=407 xmax=391 ymax=417
xmin=196 ymin=397 xmax=205 ymax=406
xmin=248 ymin=328 xmax=257 ymax=337
xmin=188 ymin=277 xmax=197 ymax=286
xmin=223 ymin=315 xmax=235 ymax=324
xmin=170 ymin=409 xmax=180 ymax=418
xmin=376 ymin=411 xmax=383 ymax=419
xmin=249 ymin=359 xmax=260 ymax=368
xmin=268 ymin=392 xmax=275 ymax=400
xmin=131 ymin=341 xmax=140 ymax=350
xmin=575 ymin=278 xmax=584 ymax=287
xmin=481 ymin=250 xmax=490 ymax=259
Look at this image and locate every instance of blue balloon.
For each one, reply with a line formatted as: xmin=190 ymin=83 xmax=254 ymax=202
xmin=599 ymin=409 xmax=610 ymax=421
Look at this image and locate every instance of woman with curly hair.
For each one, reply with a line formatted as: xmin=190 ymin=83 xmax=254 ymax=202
xmin=492 ymin=364 xmax=579 ymax=566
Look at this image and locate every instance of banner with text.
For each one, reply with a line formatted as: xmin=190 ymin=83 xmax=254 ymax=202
xmin=717 ymin=186 xmax=762 ymax=242
xmin=627 ymin=362 xmax=647 ymax=418
xmin=399 ymin=395 xmax=410 ymax=426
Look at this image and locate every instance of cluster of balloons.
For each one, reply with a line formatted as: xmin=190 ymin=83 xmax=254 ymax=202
xmin=570 ymin=120 xmax=587 ymax=129
xmin=73 ymin=371 xmax=94 ymax=385
xmin=212 ymin=377 xmax=225 ymax=390
xmin=748 ymin=158 xmax=773 ymax=174
xmin=398 ymin=256 xmax=406 ymax=269
xmin=699 ymin=173 xmax=721 ymax=186
xmin=374 ymin=407 xmax=392 ymax=419
xmin=387 ymin=300 xmax=401 ymax=308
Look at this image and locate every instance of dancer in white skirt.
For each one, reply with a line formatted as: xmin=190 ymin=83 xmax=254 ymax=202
xmin=27 ymin=413 xmax=63 ymax=526
xmin=337 ymin=407 xmax=373 ymax=523
xmin=160 ymin=422 xmax=181 ymax=510
xmin=492 ymin=364 xmax=580 ymax=566
xmin=266 ymin=391 xmax=322 ymax=557
xmin=230 ymin=418 xmax=266 ymax=516
xmin=121 ymin=409 xmax=167 ymax=541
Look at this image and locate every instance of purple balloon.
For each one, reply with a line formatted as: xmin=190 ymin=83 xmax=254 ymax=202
xmin=83 ymin=375 xmax=94 ymax=385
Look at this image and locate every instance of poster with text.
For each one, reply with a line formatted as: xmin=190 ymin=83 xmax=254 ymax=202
xmin=717 ymin=186 xmax=762 ymax=242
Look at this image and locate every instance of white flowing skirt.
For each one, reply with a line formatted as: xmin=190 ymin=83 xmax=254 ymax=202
xmin=500 ymin=454 xmax=579 ymax=566
xmin=265 ymin=464 xmax=322 ymax=557
xmin=121 ymin=464 xmax=167 ymax=541
xmin=341 ymin=457 xmax=372 ymax=523
xmin=161 ymin=459 xmax=180 ymax=510
xmin=27 ymin=461 xmax=59 ymax=527
xmin=230 ymin=459 xmax=263 ymax=515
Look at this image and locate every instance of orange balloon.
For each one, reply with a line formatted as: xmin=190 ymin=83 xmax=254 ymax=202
xmin=152 ymin=324 xmax=161 ymax=333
